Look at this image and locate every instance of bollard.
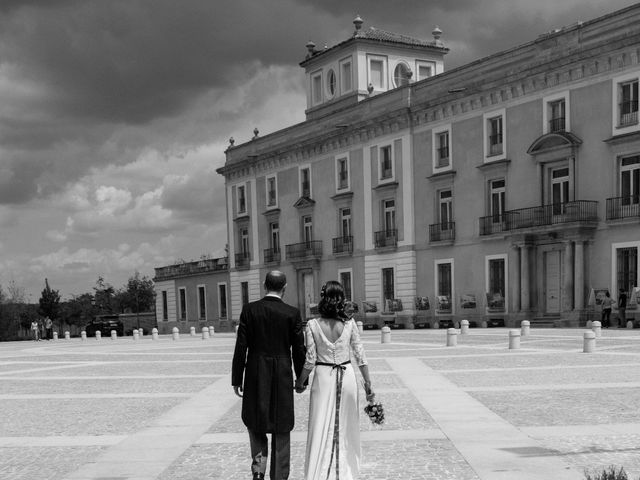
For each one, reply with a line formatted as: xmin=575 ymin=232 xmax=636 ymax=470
xmin=139 ymin=328 xmax=144 ymax=337
xmin=95 ymin=330 xmax=101 ymax=340
xmin=152 ymin=327 xmax=159 ymax=340
xmin=209 ymin=325 xmax=214 ymax=336
xmin=509 ymin=329 xmax=521 ymax=350
xmin=81 ymin=331 xmax=87 ymax=341
xmin=521 ymin=320 xmax=530 ymax=336
xmin=356 ymin=320 xmax=364 ymax=334
xmin=586 ymin=320 xmax=593 ymax=329
xmin=190 ymin=326 xmax=196 ymax=337
xmin=64 ymin=331 xmax=70 ymax=340
xmin=433 ymin=321 xmax=439 ymax=329
xmin=53 ymin=331 xmax=58 ymax=340
xmin=592 ymin=321 xmax=602 ymax=338
xmin=133 ymin=329 xmax=139 ymax=341
xmin=381 ymin=326 xmax=391 ymax=343
xmin=111 ymin=330 xmax=117 ymax=340
xmin=583 ymin=330 xmax=596 ymax=353
xmin=627 ymin=320 xmax=634 ymax=329
xmin=172 ymin=327 xmax=179 ymax=341
xmin=202 ymin=327 xmax=210 ymax=340
xmin=460 ymin=319 xmax=469 ymax=335
xmin=481 ymin=320 xmax=488 ymax=328
xmin=446 ymin=328 xmax=458 ymax=346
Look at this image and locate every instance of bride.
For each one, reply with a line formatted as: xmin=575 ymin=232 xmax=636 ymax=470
xmin=295 ymin=281 xmax=375 ymax=480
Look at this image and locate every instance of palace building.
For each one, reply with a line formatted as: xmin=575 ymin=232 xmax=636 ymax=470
xmin=168 ymin=5 xmax=640 ymax=329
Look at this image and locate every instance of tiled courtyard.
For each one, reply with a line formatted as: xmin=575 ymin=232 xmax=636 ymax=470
xmin=1 ymin=327 xmax=639 ymax=479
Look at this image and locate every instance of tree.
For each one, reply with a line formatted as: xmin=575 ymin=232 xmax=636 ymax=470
xmin=121 ymin=272 xmax=155 ymax=313
xmin=60 ymin=293 xmax=95 ymax=327
xmin=38 ymin=278 xmax=60 ymax=321
xmin=93 ymin=277 xmax=116 ymax=315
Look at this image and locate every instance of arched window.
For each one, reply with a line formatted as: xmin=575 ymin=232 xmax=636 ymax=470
xmin=327 ymin=69 xmax=336 ymax=98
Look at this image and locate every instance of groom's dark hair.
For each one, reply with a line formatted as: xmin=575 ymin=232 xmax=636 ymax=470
xmin=265 ymin=270 xmax=287 ymax=292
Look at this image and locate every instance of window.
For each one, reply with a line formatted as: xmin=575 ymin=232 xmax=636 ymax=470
xmin=439 ymin=190 xmax=453 ymax=228
xmin=393 ymin=62 xmax=410 ymax=87
xmin=486 ymin=256 xmax=506 ymax=312
xmin=490 ymin=179 xmax=506 ymax=223
xmin=488 ymin=116 xmax=503 ymax=155
xmin=327 ymin=69 xmax=336 ymax=98
xmin=270 ymin=222 xmax=280 ymax=253
xmin=198 ymin=285 xmax=206 ymax=320
xmin=368 ymin=56 xmax=386 ymax=90
xmin=551 ymin=167 xmax=570 ymax=214
xmin=303 ymin=215 xmax=313 ymax=245
xmin=266 ymin=175 xmax=277 ymax=208
xmin=617 ymin=247 xmax=638 ymax=294
xmin=340 ymin=58 xmax=352 ymax=93
xmin=543 ymin=92 xmax=570 ymax=134
xmin=621 ymin=156 xmax=640 ymax=205
xmin=383 ymin=199 xmax=396 ymax=233
xmin=379 ymin=145 xmax=393 ymax=180
xmin=435 ymin=260 xmax=453 ymax=313
xmin=336 ymin=156 xmax=349 ymax=190
xmin=239 ymin=227 xmax=249 ymax=256
xmin=416 ymin=61 xmax=434 ymax=81
xmin=339 ymin=270 xmax=353 ymax=302
xmin=620 ymin=79 xmax=639 ymax=127
xmin=549 ymin=99 xmax=566 ymax=132
xmin=218 ymin=283 xmax=227 ymax=318
xmin=241 ymin=282 xmax=249 ymax=307
xmin=179 ymin=287 xmax=187 ymax=321
xmin=237 ymin=184 xmax=246 ymax=214
xmin=483 ymin=110 xmax=505 ymax=161
xmin=432 ymin=125 xmax=451 ymax=172
xmin=382 ymin=267 xmax=395 ymax=311
xmin=162 ymin=291 xmax=168 ymax=321
xmin=311 ymin=71 xmax=322 ymax=105
xmin=340 ymin=207 xmax=352 ymax=239
xmin=300 ymin=167 xmax=311 ymax=198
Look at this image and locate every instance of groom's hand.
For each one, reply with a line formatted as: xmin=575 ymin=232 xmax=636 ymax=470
xmin=233 ymin=385 xmax=243 ymax=398
xmin=294 ymin=382 xmax=306 ymax=394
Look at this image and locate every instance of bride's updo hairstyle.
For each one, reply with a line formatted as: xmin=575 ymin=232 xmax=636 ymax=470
xmin=318 ymin=280 xmax=349 ymax=321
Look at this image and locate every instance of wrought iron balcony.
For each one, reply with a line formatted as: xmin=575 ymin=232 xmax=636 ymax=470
xmin=479 ymin=200 xmax=598 ymax=235
xmin=235 ymin=252 xmax=251 ymax=269
xmin=606 ymin=196 xmax=640 ymax=220
xmin=154 ymin=257 xmax=228 ymax=280
xmin=429 ymin=222 xmax=455 ymax=242
xmin=332 ymin=236 xmax=353 ymax=254
xmin=263 ymin=247 xmax=281 ymax=264
xmin=620 ymin=101 xmax=639 ymax=127
xmin=374 ymin=229 xmax=397 ymax=248
xmin=285 ymin=240 xmax=322 ymax=260
xmin=549 ymin=117 xmax=566 ymax=133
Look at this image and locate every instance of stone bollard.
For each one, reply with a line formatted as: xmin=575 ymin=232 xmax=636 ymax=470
xmin=133 ymin=329 xmax=139 ymax=341
xmin=521 ymin=320 xmax=530 ymax=336
xmin=139 ymin=328 xmax=144 ymax=337
xmin=190 ymin=326 xmax=196 ymax=337
xmin=152 ymin=327 xmax=159 ymax=340
xmin=81 ymin=331 xmax=87 ymax=341
xmin=356 ymin=321 xmax=364 ymax=334
xmin=64 ymin=331 xmax=70 ymax=340
xmin=592 ymin=321 xmax=602 ymax=338
xmin=627 ymin=320 xmax=634 ymax=329
xmin=202 ymin=327 xmax=210 ymax=340
xmin=172 ymin=327 xmax=180 ymax=341
xmin=111 ymin=330 xmax=117 ymax=340
xmin=209 ymin=326 xmax=214 ymax=336
xmin=460 ymin=319 xmax=469 ymax=335
xmin=446 ymin=328 xmax=458 ymax=346
xmin=381 ymin=326 xmax=391 ymax=344
xmin=53 ymin=331 xmax=58 ymax=340
xmin=586 ymin=320 xmax=593 ymax=329
xmin=95 ymin=330 xmax=101 ymax=340
xmin=433 ymin=321 xmax=439 ymax=329
xmin=509 ymin=330 xmax=521 ymax=350
xmin=481 ymin=320 xmax=488 ymax=328
xmin=583 ymin=330 xmax=596 ymax=353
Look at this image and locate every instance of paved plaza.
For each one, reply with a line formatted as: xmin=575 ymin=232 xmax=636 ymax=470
xmin=1 ymin=327 xmax=639 ymax=480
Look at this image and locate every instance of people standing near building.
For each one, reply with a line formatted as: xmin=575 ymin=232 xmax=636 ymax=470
xmin=601 ymin=291 xmax=615 ymax=328
xmin=44 ymin=316 xmax=53 ymax=340
xmin=30 ymin=320 xmax=40 ymax=341
xmin=231 ymin=270 xmax=306 ymax=480
xmin=617 ymin=289 xmax=628 ymax=328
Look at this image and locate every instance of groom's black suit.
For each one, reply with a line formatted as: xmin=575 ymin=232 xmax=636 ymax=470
xmin=232 ymin=295 xmax=306 ymax=479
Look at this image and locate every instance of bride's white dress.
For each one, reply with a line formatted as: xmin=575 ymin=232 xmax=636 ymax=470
xmin=303 ymin=318 xmax=368 ymax=480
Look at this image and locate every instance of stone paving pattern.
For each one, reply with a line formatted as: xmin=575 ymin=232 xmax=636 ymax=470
xmin=0 ymin=328 xmax=639 ymax=479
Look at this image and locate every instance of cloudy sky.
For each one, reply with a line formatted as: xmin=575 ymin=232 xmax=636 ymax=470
xmin=0 ymin=0 xmax=636 ymax=300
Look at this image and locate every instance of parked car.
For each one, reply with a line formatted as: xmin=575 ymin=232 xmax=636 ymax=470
xmin=84 ymin=316 xmax=124 ymax=337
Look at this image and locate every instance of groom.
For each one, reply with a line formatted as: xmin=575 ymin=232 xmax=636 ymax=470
xmin=232 ymin=270 xmax=306 ymax=480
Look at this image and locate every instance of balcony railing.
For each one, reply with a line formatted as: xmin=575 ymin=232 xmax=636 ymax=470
xmin=374 ymin=229 xmax=397 ymax=248
xmin=285 ymin=240 xmax=322 ymax=260
xmin=606 ymin=196 xmax=640 ymax=220
xmin=154 ymin=257 xmax=228 ymax=280
xmin=429 ymin=222 xmax=455 ymax=242
xmin=263 ymin=247 xmax=281 ymax=264
xmin=332 ymin=236 xmax=353 ymax=254
xmin=488 ymin=136 xmax=503 ymax=156
xmin=620 ymin=101 xmax=639 ymax=127
xmin=479 ymin=200 xmax=598 ymax=235
xmin=549 ymin=116 xmax=566 ymax=132
xmin=235 ymin=252 xmax=251 ymax=269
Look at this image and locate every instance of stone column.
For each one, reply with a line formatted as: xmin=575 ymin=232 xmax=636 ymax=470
xmin=514 ymin=245 xmax=521 ymax=312
xmin=563 ymin=240 xmax=574 ymax=311
xmin=520 ymin=244 xmax=530 ymax=311
xmin=574 ymin=241 xmax=585 ymax=310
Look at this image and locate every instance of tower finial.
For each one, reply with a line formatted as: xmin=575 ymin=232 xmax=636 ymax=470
xmin=353 ymin=15 xmax=363 ymax=35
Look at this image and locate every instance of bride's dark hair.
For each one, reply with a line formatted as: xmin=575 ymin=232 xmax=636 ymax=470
xmin=318 ymin=280 xmax=349 ymax=321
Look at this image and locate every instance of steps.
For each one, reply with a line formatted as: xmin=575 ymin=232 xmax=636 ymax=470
xmin=530 ymin=316 xmax=559 ymax=328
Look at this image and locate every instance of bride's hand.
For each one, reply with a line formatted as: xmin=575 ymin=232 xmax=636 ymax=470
xmin=365 ymin=390 xmax=375 ymax=403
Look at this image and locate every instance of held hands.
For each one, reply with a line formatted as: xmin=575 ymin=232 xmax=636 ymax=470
xmin=294 ymin=380 xmax=307 ymax=394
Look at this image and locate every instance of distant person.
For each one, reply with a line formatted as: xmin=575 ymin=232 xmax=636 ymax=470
xmin=231 ymin=270 xmax=306 ymax=480
xmin=617 ymin=289 xmax=628 ymax=328
xmin=30 ymin=320 xmax=39 ymax=341
xmin=44 ymin=316 xmax=53 ymax=340
xmin=601 ymin=291 xmax=614 ymax=328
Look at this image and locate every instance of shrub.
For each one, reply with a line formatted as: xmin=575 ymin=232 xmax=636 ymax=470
xmin=584 ymin=466 xmax=631 ymax=480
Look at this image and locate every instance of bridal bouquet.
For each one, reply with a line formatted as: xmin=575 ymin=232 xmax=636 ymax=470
xmin=364 ymin=401 xmax=385 ymax=425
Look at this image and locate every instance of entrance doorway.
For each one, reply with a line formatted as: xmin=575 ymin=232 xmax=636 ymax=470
xmin=545 ymin=250 xmax=561 ymax=313
xmin=302 ymin=272 xmax=315 ymax=320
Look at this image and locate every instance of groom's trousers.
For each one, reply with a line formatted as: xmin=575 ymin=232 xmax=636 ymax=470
xmin=248 ymin=429 xmax=290 ymax=479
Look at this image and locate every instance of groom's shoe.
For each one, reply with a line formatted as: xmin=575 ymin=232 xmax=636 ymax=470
xmin=252 ymin=473 xmax=265 ymax=480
